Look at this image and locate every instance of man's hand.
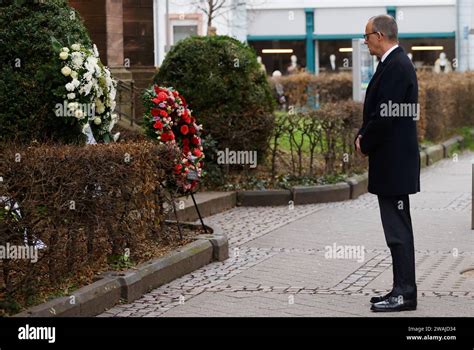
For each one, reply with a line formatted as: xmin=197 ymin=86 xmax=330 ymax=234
xmin=355 ymin=135 xmax=367 ymax=157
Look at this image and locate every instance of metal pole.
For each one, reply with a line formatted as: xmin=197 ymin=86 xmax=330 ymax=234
xmin=190 ymin=191 xmax=208 ymax=234
xmin=471 ymin=163 xmax=473 ymax=230
xmin=166 ymin=0 xmax=170 ymax=53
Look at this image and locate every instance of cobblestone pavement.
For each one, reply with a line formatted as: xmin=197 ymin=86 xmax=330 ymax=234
xmin=100 ymin=152 xmax=474 ymax=317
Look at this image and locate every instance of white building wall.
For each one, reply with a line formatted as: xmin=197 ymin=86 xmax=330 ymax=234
xmin=313 ymin=7 xmax=386 ymax=35
xmin=154 ymin=0 xmax=464 ymax=67
xmin=247 ymin=9 xmax=306 ymax=36
xmin=397 ymin=6 xmax=456 ymax=33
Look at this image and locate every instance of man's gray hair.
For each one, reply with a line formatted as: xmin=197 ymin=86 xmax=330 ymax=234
xmin=370 ymin=15 xmax=398 ymax=41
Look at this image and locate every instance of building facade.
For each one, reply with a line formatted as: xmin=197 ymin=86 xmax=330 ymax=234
xmin=155 ymin=0 xmax=473 ymax=75
xmin=70 ymin=0 xmax=473 ymax=76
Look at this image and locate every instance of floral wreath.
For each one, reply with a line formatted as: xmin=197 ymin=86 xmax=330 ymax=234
xmin=143 ymin=85 xmax=205 ymax=192
xmin=53 ymin=38 xmax=118 ymax=143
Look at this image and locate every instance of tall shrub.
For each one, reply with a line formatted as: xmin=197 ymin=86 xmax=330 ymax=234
xmin=0 ymin=0 xmax=92 ymax=143
xmin=154 ymin=35 xmax=275 ymax=165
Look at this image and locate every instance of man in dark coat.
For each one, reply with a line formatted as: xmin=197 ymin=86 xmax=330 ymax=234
xmin=355 ymin=15 xmax=420 ymax=312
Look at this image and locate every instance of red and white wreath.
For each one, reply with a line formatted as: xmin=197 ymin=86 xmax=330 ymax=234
xmin=144 ymin=85 xmax=204 ymax=192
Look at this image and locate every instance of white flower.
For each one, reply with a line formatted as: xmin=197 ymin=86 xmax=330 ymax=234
xmin=85 ymin=56 xmax=98 ymax=71
xmin=71 ymin=52 xmax=84 ymax=69
xmin=93 ymin=44 xmax=99 ymax=58
xmin=83 ymin=71 xmax=93 ymax=82
xmin=71 ymin=79 xmax=80 ymax=88
xmin=110 ymin=100 xmax=116 ymax=112
xmin=70 ymin=71 xmax=78 ymax=79
xmin=71 ymin=44 xmax=81 ymax=51
xmin=75 ymin=109 xmax=85 ymax=119
xmin=96 ymin=104 xmax=105 ymax=114
xmin=83 ymin=81 xmax=93 ymax=96
xmin=109 ymin=84 xmax=116 ymax=101
xmin=68 ymin=102 xmax=79 ymax=110
xmin=67 ymin=93 xmax=76 ymax=100
xmin=4 ymin=205 xmax=10 ymax=211
xmin=113 ymin=132 xmax=120 ymax=142
xmin=61 ymin=47 xmax=70 ymax=53
xmin=61 ymin=66 xmax=72 ymax=76
xmin=65 ymin=82 xmax=75 ymax=92
xmin=94 ymin=117 xmax=101 ymax=125
xmin=59 ymin=52 xmax=69 ymax=60
xmin=96 ymin=87 xmax=103 ymax=98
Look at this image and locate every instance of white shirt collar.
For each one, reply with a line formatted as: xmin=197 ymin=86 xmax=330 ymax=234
xmin=381 ymin=44 xmax=399 ymax=63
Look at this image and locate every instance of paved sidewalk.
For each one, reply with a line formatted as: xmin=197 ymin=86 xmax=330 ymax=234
xmin=100 ymin=151 xmax=474 ymax=317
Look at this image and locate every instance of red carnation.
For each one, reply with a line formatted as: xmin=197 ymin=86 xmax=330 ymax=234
xmin=180 ymin=125 xmax=189 ymax=135
xmin=174 ymin=164 xmax=183 ymax=174
xmin=193 ymin=148 xmax=202 ymax=157
xmin=154 ymin=86 xmax=167 ymax=95
xmin=159 ymin=110 xmax=168 ymax=117
xmin=182 ymin=138 xmax=190 ymax=146
xmin=157 ymin=91 xmax=168 ymax=102
xmin=191 ymin=136 xmax=200 ymax=145
xmin=189 ymin=126 xmax=196 ymax=134
xmin=183 ymin=145 xmax=190 ymax=154
xmin=151 ymin=108 xmax=160 ymax=117
xmin=153 ymin=121 xmax=163 ymax=130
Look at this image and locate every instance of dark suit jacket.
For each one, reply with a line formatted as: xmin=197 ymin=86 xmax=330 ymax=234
xmin=355 ymin=46 xmax=420 ymax=196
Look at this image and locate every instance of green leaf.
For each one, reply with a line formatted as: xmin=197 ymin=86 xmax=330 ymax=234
xmin=51 ymin=36 xmax=63 ymax=52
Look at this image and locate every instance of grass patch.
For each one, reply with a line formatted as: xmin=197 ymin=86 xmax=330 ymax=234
xmin=455 ymin=127 xmax=474 ymax=151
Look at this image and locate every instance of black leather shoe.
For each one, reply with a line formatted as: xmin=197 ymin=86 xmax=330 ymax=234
xmin=371 ymin=296 xmax=417 ymax=312
xmin=370 ymin=292 xmax=392 ymax=304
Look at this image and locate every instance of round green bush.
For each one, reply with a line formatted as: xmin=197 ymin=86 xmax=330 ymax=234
xmin=154 ymin=35 xmax=275 ymax=164
xmin=0 ymin=0 xmax=92 ymax=144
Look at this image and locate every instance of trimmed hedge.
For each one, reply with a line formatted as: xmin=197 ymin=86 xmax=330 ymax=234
xmin=271 ymin=72 xmax=353 ymax=107
xmin=417 ymin=71 xmax=474 ymax=142
xmin=0 ymin=142 xmax=178 ymax=314
xmin=275 ymin=71 xmax=474 ymax=143
xmin=0 ymin=0 xmax=92 ymax=144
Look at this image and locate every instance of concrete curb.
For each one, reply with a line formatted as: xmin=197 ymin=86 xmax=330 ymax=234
xmin=168 ymin=191 xmax=236 ymax=222
xmin=292 ymin=182 xmax=351 ymax=205
xmin=14 ymin=222 xmax=228 ymax=317
xmin=346 ymin=172 xmax=369 ymax=199
xmin=237 ymin=189 xmax=292 ymax=206
xmin=442 ymin=136 xmax=464 ymax=158
xmin=425 ymin=144 xmax=444 ymax=166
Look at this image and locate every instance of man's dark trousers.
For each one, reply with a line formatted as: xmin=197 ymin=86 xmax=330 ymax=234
xmin=377 ymin=194 xmax=417 ymax=300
